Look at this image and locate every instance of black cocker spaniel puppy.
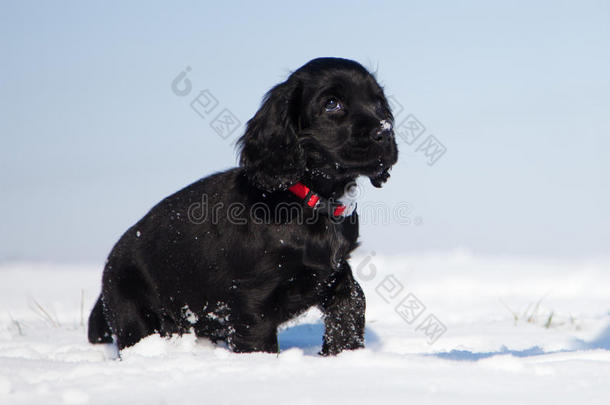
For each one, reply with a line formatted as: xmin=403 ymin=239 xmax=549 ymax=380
xmin=88 ymin=57 xmax=398 ymax=355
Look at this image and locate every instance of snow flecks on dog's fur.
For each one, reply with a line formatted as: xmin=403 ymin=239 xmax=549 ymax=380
xmin=181 ymin=305 xmax=199 ymax=324
xmin=380 ymin=119 xmax=392 ymax=132
xmin=205 ymin=301 xmax=230 ymax=324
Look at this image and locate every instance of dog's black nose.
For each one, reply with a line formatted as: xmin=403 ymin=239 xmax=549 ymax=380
xmin=371 ymin=120 xmax=393 ymax=141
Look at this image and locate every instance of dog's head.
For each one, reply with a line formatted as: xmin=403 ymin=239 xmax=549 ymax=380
xmin=238 ymin=57 xmax=398 ymax=192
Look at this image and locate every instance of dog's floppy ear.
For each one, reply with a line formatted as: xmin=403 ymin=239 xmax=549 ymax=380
xmin=238 ymin=80 xmax=305 ymax=192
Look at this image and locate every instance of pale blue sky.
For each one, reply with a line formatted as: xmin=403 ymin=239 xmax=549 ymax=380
xmin=1 ymin=0 xmax=609 ymax=262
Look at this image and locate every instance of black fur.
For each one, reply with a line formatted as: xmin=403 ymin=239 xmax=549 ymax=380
xmin=88 ymin=57 xmax=398 ymax=355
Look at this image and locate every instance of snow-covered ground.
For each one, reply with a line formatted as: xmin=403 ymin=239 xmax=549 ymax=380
xmin=1 ymin=252 xmax=609 ymax=404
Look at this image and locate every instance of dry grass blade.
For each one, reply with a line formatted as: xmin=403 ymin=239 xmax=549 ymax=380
xmin=30 ymin=299 xmax=60 ymax=327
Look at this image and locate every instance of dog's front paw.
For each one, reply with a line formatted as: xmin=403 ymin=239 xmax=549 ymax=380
xmin=319 ymin=336 xmax=365 ymax=356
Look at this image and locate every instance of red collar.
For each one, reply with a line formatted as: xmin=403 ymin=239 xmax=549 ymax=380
xmin=288 ymin=182 xmax=347 ymax=217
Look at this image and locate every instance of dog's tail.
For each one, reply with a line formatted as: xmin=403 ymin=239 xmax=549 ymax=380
xmin=87 ymin=294 xmax=113 ymax=344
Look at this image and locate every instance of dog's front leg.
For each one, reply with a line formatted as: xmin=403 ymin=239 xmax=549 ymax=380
xmin=228 ymin=316 xmax=279 ymax=354
xmin=319 ymin=262 xmax=365 ymax=355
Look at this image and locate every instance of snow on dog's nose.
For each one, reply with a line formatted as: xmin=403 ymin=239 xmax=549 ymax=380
xmin=372 ymin=120 xmax=393 ymax=141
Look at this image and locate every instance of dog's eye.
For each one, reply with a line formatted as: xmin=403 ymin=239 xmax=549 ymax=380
xmin=324 ymin=97 xmax=342 ymax=112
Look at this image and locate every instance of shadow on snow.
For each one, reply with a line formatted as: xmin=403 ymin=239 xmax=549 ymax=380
xmin=278 ymin=322 xmax=380 ymax=354
xmin=432 ymin=319 xmax=610 ymax=361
